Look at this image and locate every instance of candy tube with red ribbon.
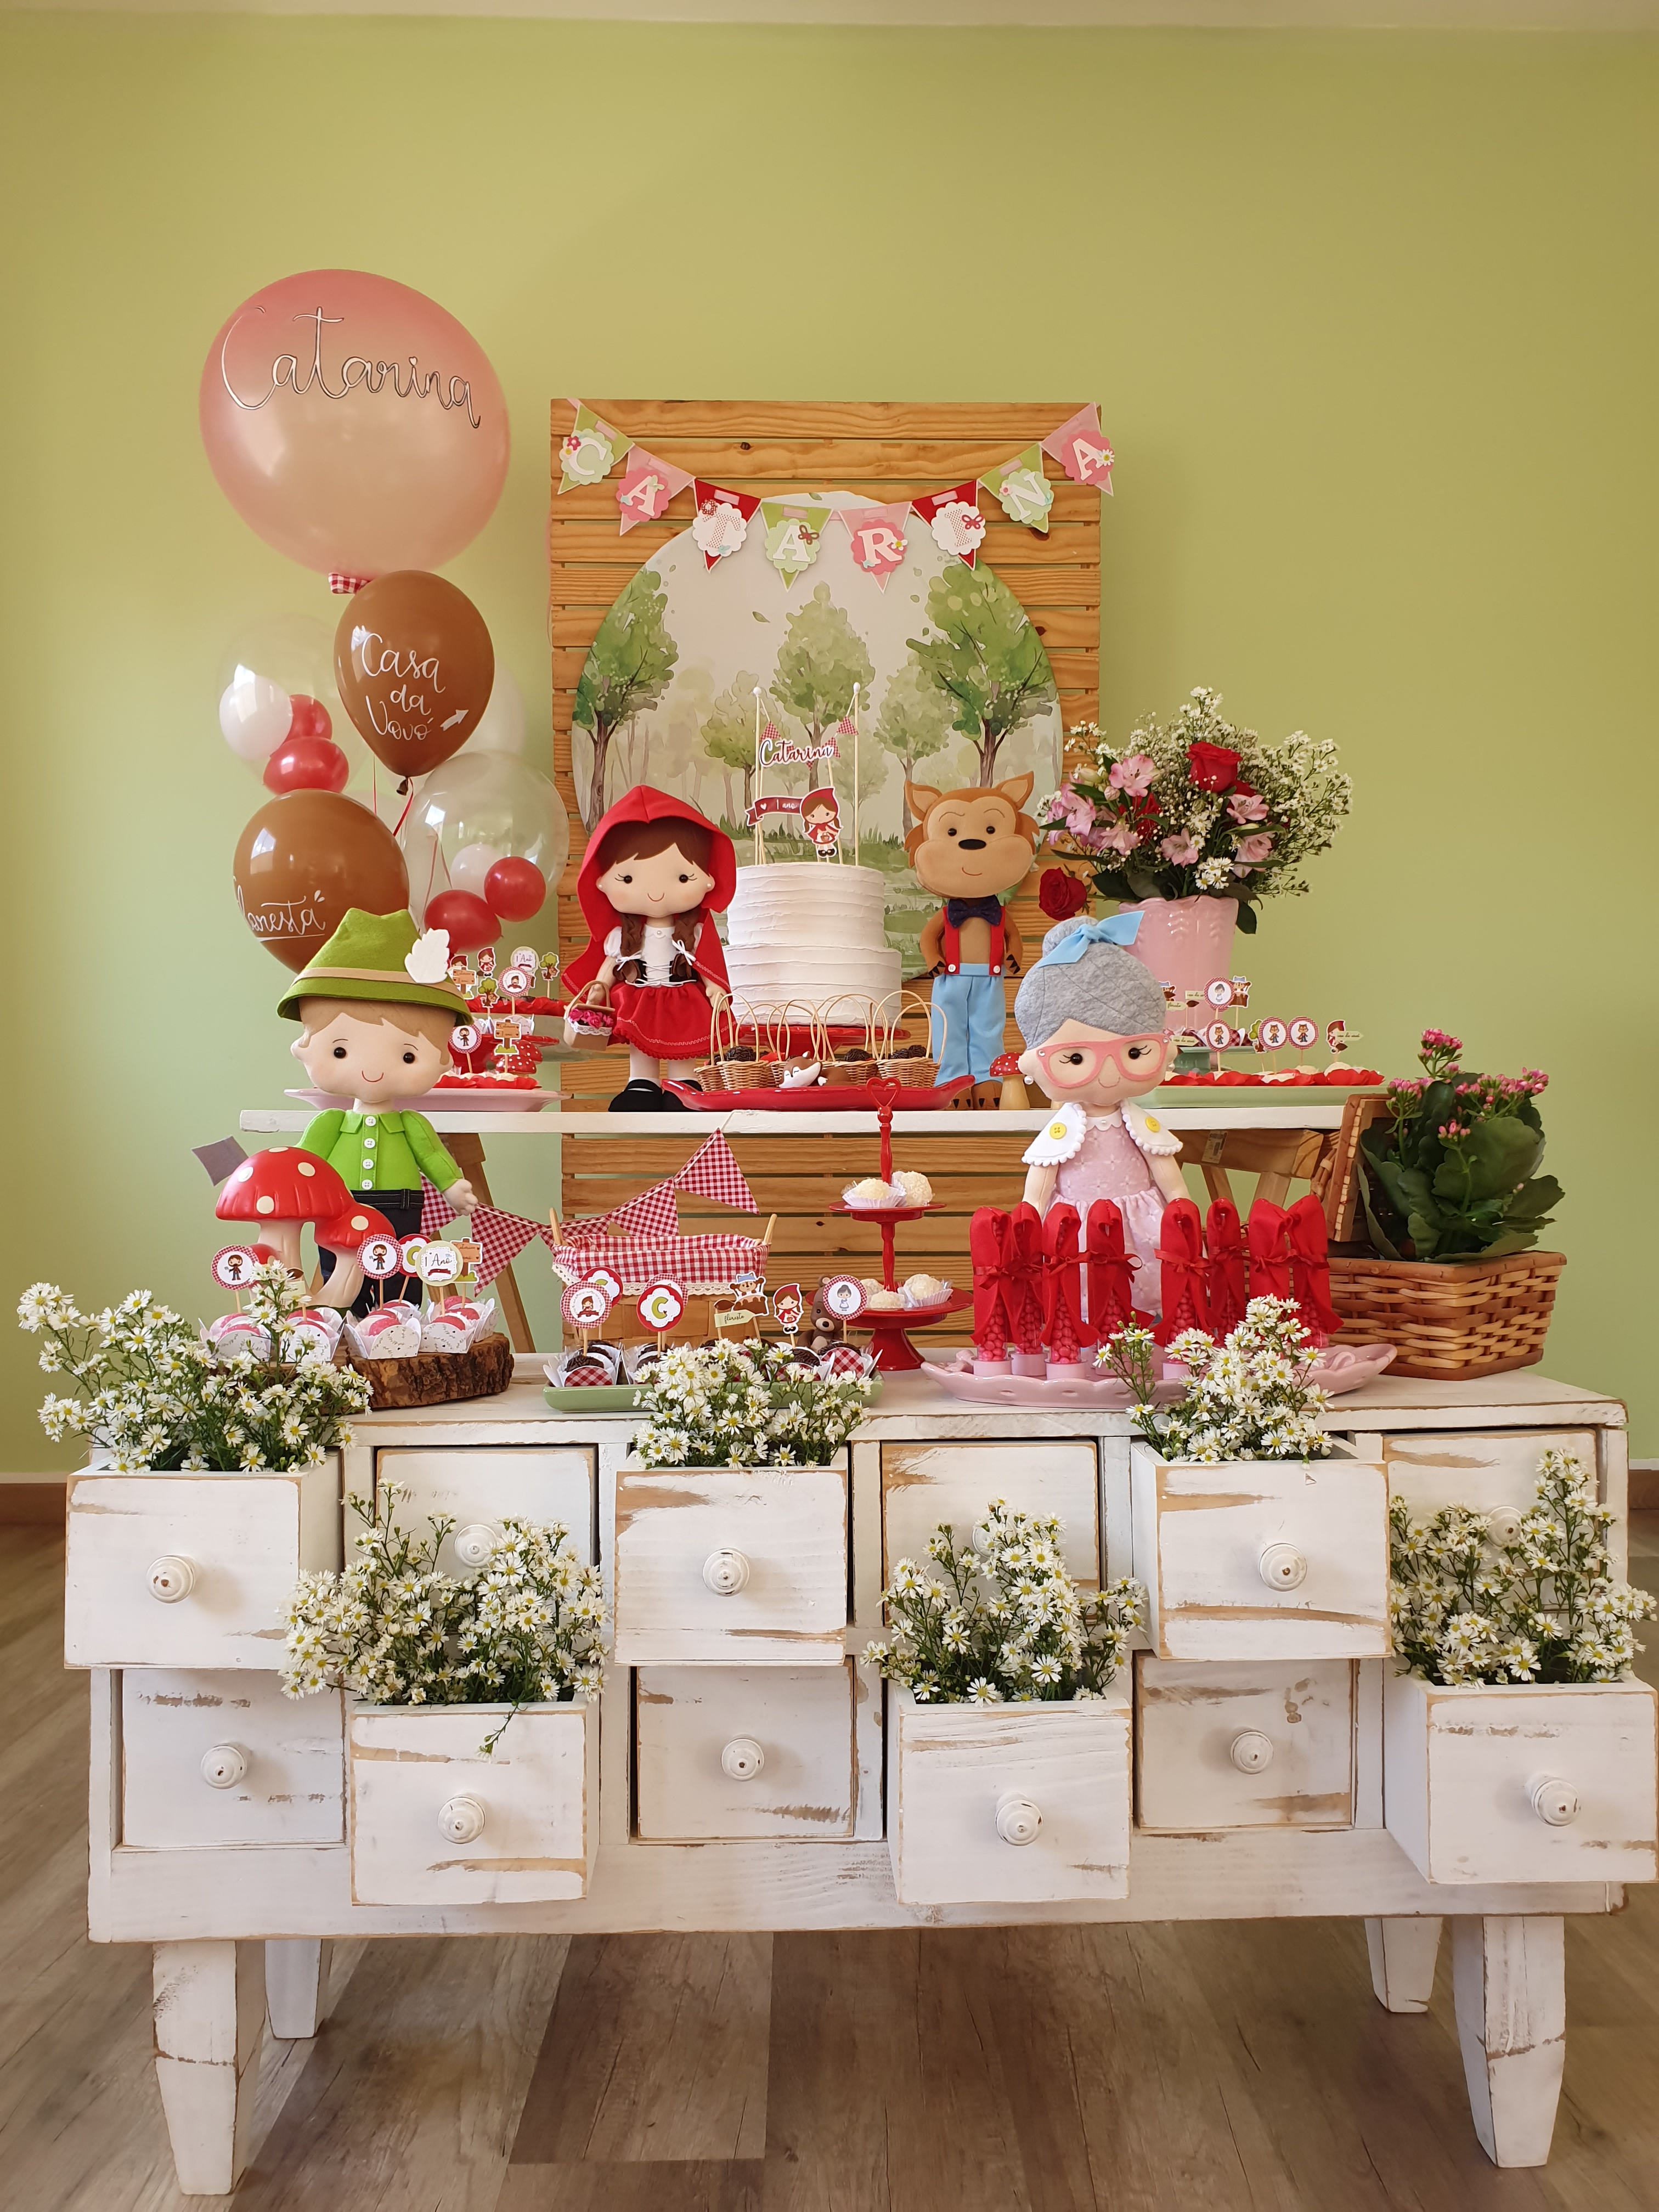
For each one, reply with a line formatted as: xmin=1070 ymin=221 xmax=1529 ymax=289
xmin=1155 ymin=1198 xmax=1211 ymax=1345
xmin=1042 ymin=1203 xmax=1086 ymax=1367
xmin=1205 ymin=1198 xmax=1249 ymax=1337
xmin=1246 ymin=1199 xmax=1293 ymax=1302
xmin=969 ymin=1206 xmax=1015 ymax=1363
xmin=1285 ymin=1192 xmax=1345 ymax=1341
xmin=1084 ymin=1200 xmax=1138 ymax=1340
xmin=1006 ymin=1203 xmax=1048 ymax=1357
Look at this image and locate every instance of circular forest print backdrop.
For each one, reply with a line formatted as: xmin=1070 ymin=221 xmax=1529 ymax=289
xmin=570 ymin=490 xmax=1062 ymax=963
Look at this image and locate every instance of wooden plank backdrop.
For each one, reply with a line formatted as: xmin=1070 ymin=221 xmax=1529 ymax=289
xmin=548 ymin=401 xmax=1104 ymax=1345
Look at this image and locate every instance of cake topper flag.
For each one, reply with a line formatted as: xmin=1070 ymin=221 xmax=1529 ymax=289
xmin=617 ymin=447 xmax=695 ymax=532
xmin=980 ymin=445 xmax=1054 ymax=534
xmin=1041 ymin=404 xmax=1115 ymax=492
xmin=692 ymin=482 xmax=760 ymax=569
xmin=760 ymin=499 xmax=831 ymax=588
xmin=835 ymin=503 xmax=910 ymax=589
xmin=910 ymin=482 xmax=987 ymax=568
xmin=558 ymin=402 xmax=631 ymax=493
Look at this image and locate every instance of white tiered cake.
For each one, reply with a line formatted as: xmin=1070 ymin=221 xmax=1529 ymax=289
xmin=723 ymin=862 xmax=901 ymax=1020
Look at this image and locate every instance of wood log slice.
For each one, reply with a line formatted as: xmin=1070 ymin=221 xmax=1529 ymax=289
xmin=342 ymin=1332 xmax=516 ymax=1410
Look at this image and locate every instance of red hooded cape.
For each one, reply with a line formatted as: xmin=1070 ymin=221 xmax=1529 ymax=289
xmin=561 ymin=786 xmax=736 ymax=998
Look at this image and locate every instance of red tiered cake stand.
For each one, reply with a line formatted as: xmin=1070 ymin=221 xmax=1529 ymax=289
xmin=833 ymin=1084 xmax=970 ymax=1372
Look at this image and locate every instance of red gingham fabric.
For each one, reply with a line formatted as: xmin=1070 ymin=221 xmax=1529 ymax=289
xmin=606 ymin=1183 xmax=682 ymax=1239
xmin=420 ymin=1181 xmax=556 ymax=1289
xmin=420 ymin=1181 xmax=459 ymax=1238
xmin=673 ymin=1131 xmax=755 ymax=1212
xmin=550 ymin=1232 xmax=766 ymax=1296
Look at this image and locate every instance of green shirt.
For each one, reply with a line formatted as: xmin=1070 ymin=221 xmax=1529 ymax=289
xmin=298 ymin=1109 xmax=461 ymax=1196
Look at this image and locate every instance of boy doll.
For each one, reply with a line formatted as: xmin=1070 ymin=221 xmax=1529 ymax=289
xmin=906 ymin=772 xmax=1041 ymax=1106
xmin=281 ymin=908 xmax=478 ymax=1311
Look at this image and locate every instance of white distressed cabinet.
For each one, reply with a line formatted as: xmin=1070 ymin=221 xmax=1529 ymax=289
xmin=86 ymin=1363 xmax=1648 ymax=2195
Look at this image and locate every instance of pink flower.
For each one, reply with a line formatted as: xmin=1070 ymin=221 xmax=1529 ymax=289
xmin=1096 ymin=823 xmax=1141 ymax=855
xmin=1109 ymin=753 xmax=1156 ymax=797
xmin=1233 ymin=832 xmax=1274 ymax=864
xmin=1052 ymin=787 xmax=1097 ymax=837
xmin=1227 ymin=791 xmax=1269 ymax=825
xmin=1159 ymin=832 xmax=1201 ymax=865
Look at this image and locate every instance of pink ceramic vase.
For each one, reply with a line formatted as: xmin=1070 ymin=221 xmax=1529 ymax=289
xmin=1118 ymin=895 xmax=1238 ymax=1033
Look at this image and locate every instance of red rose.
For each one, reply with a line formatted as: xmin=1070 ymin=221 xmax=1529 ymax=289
xmin=1038 ymin=868 xmax=1090 ymax=921
xmin=1187 ymin=741 xmax=1240 ymax=792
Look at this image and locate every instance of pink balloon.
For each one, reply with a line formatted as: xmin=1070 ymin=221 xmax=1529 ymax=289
xmin=199 ymin=270 xmax=510 ymax=580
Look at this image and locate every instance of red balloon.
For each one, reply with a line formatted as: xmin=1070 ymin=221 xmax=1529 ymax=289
xmin=286 ymin=694 xmax=332 ymax=742
xmin=484 ymin=854 xmax=547 ymax=921
xmin=264 ymin=733 xmax=349 ymax=794
xmin=425 ymin=889 xmax=500 ymax=951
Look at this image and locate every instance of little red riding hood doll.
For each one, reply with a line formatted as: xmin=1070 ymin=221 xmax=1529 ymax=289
xmin=561 ymin=786 xmax=737 ymax=1113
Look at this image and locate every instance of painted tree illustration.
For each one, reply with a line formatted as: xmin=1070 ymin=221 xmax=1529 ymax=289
xmin=873 ymin=659 xmax=955 ymax=830
xmin=771 ymin=584 xmax=874 ymax=746
xmin=701 ymin=672 xmax=764 ymax=824
xmin=571 ymin=569 xmax=679 ymax=830
xmin=906 ymin=568 xmax=1056 ymax=786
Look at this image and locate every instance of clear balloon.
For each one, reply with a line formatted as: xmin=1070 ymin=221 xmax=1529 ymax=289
xmin=219 ymin=671 xmax=291 ymax=761
xmin=217 ymin=613 xmax=341 ymax=772
xmin=199 ymin=270 xmax=510 ymax=580
xmin=468 ymin=666 xmax=526 ymax=755
xmin=399 ymin=753 xmax=569 ymax=932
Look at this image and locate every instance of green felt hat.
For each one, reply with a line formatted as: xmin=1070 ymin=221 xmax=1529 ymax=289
xmin=278 ymin=909 xmax=472 ymax=1023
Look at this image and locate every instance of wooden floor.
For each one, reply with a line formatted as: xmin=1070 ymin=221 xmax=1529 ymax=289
xmin=4 ymin=1523 xmax=1659 ymax=2211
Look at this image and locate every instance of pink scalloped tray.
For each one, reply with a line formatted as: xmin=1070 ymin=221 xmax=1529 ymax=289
xmin=665 ymin=1077 xmax=972 ymax=1111
xmin=921 ymin=1341 xmax=1397 ymax=1407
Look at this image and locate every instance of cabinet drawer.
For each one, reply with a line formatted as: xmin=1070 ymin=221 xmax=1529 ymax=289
xmin=65 ymin=1465 xmax=339 ymax=1669
xmin=635 ymin=1663 xmax=857 ymax=1841
xmin=881 ymin=1441 xmax=1099 ymax=1593
xmin=375 ymin=1447 xmax=596 ymax=1576
xmin=348 ymin=1702 xmax=597 ymax=1904
xmin=613 ymin=1463 xmax=847 ymax=1666
xmin=887 ymin=1684 xmax=1131 ymax=1905
xmin=1130 ymin=1446 xmax=1388 ymax=1662
xmin=122 ymin=1672 xmax=344 ymax=1847
xmin=1135 ymin=1657 xmax=1355 ymax=1831
xmin=1379 ymin=1431 xmax=1599 ymax=1526
xmin=1384 ymin=1669 xmax=1658 ymax=1885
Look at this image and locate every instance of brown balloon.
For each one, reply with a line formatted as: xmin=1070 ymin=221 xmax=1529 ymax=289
xmin=334 ymin=570 xmax=494 ymax=781
xmin=233 ymin=791 xmax=410 ymax=972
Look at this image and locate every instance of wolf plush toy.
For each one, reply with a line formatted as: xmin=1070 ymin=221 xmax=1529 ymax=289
xmin=905 ymin=772 xmax=1041 ymax=1106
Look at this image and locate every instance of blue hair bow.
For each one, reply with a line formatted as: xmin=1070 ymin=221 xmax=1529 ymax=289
xmin=1034 ymin=911 xmax=1144 ymax=966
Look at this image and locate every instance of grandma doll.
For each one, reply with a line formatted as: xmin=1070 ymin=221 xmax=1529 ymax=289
xmin=1013 ymin=913 xmax=1185 ymax=1317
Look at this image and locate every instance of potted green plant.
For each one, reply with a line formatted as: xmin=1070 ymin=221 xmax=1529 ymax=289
xmin=866 ymin=1501 xmax=1144 ymax=1904
xmin=1338 ymin=1027 xmax=1565 ymax=1379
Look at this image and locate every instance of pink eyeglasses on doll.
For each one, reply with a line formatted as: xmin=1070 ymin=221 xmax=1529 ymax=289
xmin=1029 ymin=1034 xmax=1168 ymax=1089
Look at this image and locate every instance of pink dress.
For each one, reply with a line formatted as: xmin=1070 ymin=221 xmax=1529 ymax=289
xmin=1056 ymin=1111 xmax=1167 ymax=1319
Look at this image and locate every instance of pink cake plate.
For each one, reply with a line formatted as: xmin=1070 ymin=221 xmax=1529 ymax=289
xmin=921 ymin=1341 xmax=1397 ymax=1407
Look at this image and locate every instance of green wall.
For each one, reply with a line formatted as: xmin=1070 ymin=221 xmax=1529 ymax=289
xmin=1 ymin=17 xmax=1654 ymax=1469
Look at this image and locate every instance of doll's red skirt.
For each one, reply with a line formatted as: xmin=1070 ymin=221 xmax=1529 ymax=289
xmin=608 ymin=979 xmax=716 ymax=1063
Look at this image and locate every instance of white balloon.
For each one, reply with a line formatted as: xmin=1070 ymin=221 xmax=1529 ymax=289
xmin=218 ymin=668 xmax=292 ymax=760
xmin=469 ymin=667 xmax=525 ymax=755
xmin=450 ymin=840 xmax=505 ymax=898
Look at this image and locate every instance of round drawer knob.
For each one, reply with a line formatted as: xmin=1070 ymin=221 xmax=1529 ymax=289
xmin=996 ymin=1793 xmax=1043 ymax=1847
xmin=147 ymin=1555 xmax=196 ymax=1604
xmin=1530 ymin=1774 xmax=1579 ymax=1827
xmin=1259 ymin=1543 xmax=1307 ymax=1591
xmin=200 ymin=1743 xmax=246 ymax=1790
xmin=1486 ymin=1506 xmax=1524 ymax=1545
xmin=438 ymin=1795 xmax=487 ymax=1844
xmin=1230 ymin=1730 xmax=1275 ymax=1775
xmin=703 ymin=1548 xmax=751 ymax=1596
xmin=453 ymin=1522 xmax=503 ymax=1570
xmin=721 ymin=1736 xmax=765 ymax=1781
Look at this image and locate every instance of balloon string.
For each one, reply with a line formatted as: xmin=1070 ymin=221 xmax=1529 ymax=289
xmin=393 ymin=783 xmax=418 ymax=837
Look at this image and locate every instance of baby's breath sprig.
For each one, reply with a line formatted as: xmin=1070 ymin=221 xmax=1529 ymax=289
xmin=1104 ymin=1297 xmax=1330 ymax=1464
xmin=865 ymin=1500 xmax=1144 ymax=1705
xmin=632 ymin=1338 xmax=873 ymax=1469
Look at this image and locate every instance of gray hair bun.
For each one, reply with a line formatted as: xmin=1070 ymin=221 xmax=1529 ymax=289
xmin=1014 ymin=936 xmax=1169 ymax=1047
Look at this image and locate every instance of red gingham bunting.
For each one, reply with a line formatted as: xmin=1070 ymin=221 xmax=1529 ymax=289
xmin=673 ymin=1132 xmax=756 ymax=1212
xmin=607 ymin=1182 xmax=682 ymax=1239
xmin=549 ymin=1232 xmax=766 ymax=1297
xmin=420 ymin=1181 xmax=459 ymax=1238
xmin=420 ymin=1180 xmax=550 ymax=1289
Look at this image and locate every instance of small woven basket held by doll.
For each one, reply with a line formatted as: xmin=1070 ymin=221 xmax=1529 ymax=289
xmin=696 ymin=992 xmax=777 ymax=1093
xmin=874 ymin=989 xmax=943 ymax=1090
xmin=562 ymin=980 xmax=617 ymax=1052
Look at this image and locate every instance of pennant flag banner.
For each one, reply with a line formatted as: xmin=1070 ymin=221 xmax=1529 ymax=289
xmin=760 ymin=499 xmax=831 ymax=588
xmin=836 ymin=503 xmax=910 ymax=589
xmin=1041 ymin=403 xmax=1115 ymax=492
xmin=980 ymin=443 xmax=1054 ymax=534
xmin=673 ymin=1130 xmax=757 ymax=1212
xmin=617 ymin=447 xmax=695 ymax=532
xmin=606 ymin=1183 xmax=682 ymax=1240
xmin=558 ymin=402 xmax=631 ymax=494
xmin=692 ymin=481 xmax=760 ymax=569
xmin=911 ymin=481 xmax=987 ymax=568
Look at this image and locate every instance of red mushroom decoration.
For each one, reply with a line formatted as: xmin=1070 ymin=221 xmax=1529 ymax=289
xmin=215 ymin=1148 xmax=353 ymax=1278
xmin=310 ymin=1201 xmax=398 ymax=1312
xmin=990 ymin=1050 xmax=1030 ymax=1111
